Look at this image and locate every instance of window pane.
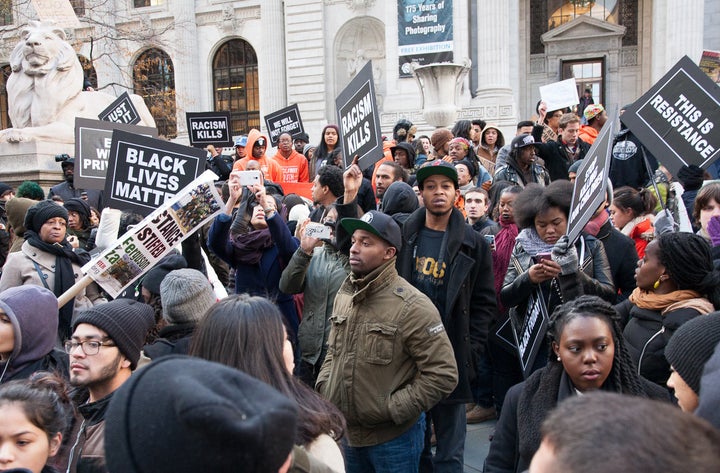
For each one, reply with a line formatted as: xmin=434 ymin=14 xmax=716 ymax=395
xmin=212 ymin=39 xmax=260 ymax=137
xmin=133 ymin=49 xmax=176 ymax=138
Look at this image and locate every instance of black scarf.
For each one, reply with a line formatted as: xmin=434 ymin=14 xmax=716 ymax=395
xmin=25 ymin=230 xmax=91 ymax=340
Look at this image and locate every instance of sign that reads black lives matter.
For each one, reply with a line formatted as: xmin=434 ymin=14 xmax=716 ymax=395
xmin=186 ymin=112 xmax=233 ymax=148
xmin=74 ymin=118 xmax=158 ymax=190
xmin=264 ymin=104 xmax=305 ymax=147
xmin=104 ymin=130 xmax=205 ymax=215
xmin=98 ymin=92 xmax=142 ymax=125
xmin=336 ymin=61 xmax=383 ymax=170
xmin=397 ymin=0 xmax=453 ymax=77
xmin=621 ymin=56 xmax=720 ymax=176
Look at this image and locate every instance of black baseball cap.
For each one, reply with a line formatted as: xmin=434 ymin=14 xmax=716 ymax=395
xmin=415 ymin=159 xmax=458 ymax=187
xmin=511 ymin=133 xmax=538 ymax=150
xmin=254 ymin=137 xmax=267 ymax=147
xmin=341 ymin=210 xmax=402 ymax=250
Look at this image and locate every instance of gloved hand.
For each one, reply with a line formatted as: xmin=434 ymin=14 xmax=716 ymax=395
xmin=707 ymin=215 xmax=720 ymax=247
xmin=654 ymin=209 xmax=677 ymax=235
xmin=551 ymin=235 xmax=578 ymax=275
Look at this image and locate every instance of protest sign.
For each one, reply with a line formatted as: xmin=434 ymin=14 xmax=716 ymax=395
xmin=566 ymin=118 xmax=614 ymax=244
xmin=31 ymin=0 xmax=81 ymax=28
xmin=510 ymin=288 xmax=549 ymax=379
xmin=74 ymin=118 xmax=157 ymax=190
xmin=104 ymin=130 xmax=205 ymax=215
xmin=621 ymin=56 xmax=720 ymax=176
xmin=98 ymin=92 xmax=142 ymax=125
xmin=397 ymin=0 xmax=453 ymax=77
xmin=83 ymin=170 xmax=223 ymax=298
xmin=699 ymin=50 xmax=720 ymax=84
xmin=539 ymin=78 xmax=579 ymax=112
xmin=264 ymin=105 xmax=305 ymax=147
xmin=186 ymin=111 xmax=233 ymax=148
xmin=336 ymin=61 xmax=383 ymax=170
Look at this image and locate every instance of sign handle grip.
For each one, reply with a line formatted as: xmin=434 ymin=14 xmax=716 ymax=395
xmin=57 ymin=274 xmax=94 ymax=309
xmin=641 ymin=146 xmax=667 ymax=213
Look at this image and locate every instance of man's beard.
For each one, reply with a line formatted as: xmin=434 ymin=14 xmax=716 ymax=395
xmin=64 ymin=173 xmax=74 ymax=185
xmin=71 ymin=352 xmax=123 ymax=389
xmin=427 ymin=206 xmax=453 ymax=218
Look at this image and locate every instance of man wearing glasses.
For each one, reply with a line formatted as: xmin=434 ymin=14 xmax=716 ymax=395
xmin=64 ymin=299 xmax=155 ymax=473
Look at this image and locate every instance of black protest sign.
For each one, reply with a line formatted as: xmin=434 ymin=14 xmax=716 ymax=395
xmin=621 ymin=56 xmax=720 ymax=176
xmin=74 ymin=118 xmax=158 ymax=190
xmin=98 ymin=92 xmax=141 ymax=125
xmin=186 ymin=111 xmax=233 ymax=147
xmin=264 ymin=104 xmax=305 ymax=147
xmin=510 ymin=288 xmax=549 ymax=379
xmin=566 ymin=118 xmax=613 ymax=244
xmin=336 ymin=61 xmax=383 ymax=170
xmin=104 ymin=130 xmax=205 ymax=215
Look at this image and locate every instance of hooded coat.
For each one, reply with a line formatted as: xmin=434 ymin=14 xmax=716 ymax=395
xmin=381 ymin=181 xmax=419 ymax=224
xmin=6 ymin=197 xmax=35 ymax=253
xmin=0 ymin=285 xmax=68 ymax=384
xmin=232 ymin=129 xmax=284 ymax=182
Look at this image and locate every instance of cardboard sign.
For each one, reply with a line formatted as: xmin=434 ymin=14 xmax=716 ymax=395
xmin=186 ymin=111 xmax=233 ymax=147
xmin=84 ymin=170 xmax=223 ymax=298
xmin=510 ymin=288 xmax=549 ymax=379
xmin=620 ymin=56 xmax=720 ymax=176
xmin=336 ymin=61 xmax=383 ymax=170
xmin=98 ymin=92 xmax=141 ymax=125
xmin=31 ymin=0 xmax=81 ymax=28
xmin=539 ymin=78 xmax=580 ymax=112
xmin=74 ymin=118 xmax=158 ymax=190
xmin=264 ymin=105 xmax=305 ymax=147
xmin=104 ymin=130 xmax=205 ymax=215
xmin=566 ymin=117 xmax=614 ymax=244
xmin=397 ymin=0 xmax=454 ymax=77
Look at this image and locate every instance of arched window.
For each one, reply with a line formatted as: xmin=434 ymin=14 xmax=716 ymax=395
xmin=0 ymin=64 xmax=12 ymax=129
xmin=213 ymin=39 xmax=259 ymax=137
xmin=133 ymin=48 xmax=176 ymax=138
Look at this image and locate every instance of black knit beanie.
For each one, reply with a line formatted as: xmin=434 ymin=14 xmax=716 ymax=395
xmin=105 ymin=356 xmax=298 ymax=473
xmin=64 ymin=198 xmax=91 ymax=226
xmin=677 ymin=165 xmax=704 ymax=191
xmin=665 ymin=313 xmax=720 ymax=394
xmin=72 ymin=299 xmax=155 ymax=369
xmin=24 ymin=200 xmax=68 ymax=233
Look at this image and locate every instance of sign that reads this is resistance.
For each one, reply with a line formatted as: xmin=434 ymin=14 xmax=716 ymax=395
xmin=336 ymin=61 xmax=383 ymax=170
xmin=105 ymin=130 xmax=205 ymax=215
xmin=186 ymin=111 xmax=233 ymax=147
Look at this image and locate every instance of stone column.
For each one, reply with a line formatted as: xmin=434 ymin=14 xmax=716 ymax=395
xmin=260 ymin=0 xmax=287 ymax=116
xmin=651 ymin=0 xmax=704 ymax=81
xmin=172 ymin=0 xmax=202 ymax=141
xmin=470 ymin=0 xmax=517 ymax=129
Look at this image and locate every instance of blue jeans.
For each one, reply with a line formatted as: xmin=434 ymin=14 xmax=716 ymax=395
xmin=345 ymin=415 xmax=425 ymax=473
xmin=419 ymin=403 xmax=466 ymax=473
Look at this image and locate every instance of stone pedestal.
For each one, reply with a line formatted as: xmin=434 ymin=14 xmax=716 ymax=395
xmin=0 ymin=142 xmax=73 ymax=189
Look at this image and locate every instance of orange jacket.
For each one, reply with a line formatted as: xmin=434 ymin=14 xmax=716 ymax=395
xmin=578 ymin=125 xmax=599 ymax=145
xmin=271 ymin=149 xmax=310 ymax=183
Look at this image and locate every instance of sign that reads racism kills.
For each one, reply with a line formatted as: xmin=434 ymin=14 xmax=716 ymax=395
xmin=74 ymin=118 xmax=158 ymax=190
xmin=621 ymin=56 xmax=720 ymax=176
xmin=98 ymin=92 xmax=142 ymax=125
xmin=397 ymin=0 xmax=453 ymax=77
xmin=186 ymin=111 xmax=233 ymax=147
xmin=104 ymin=130 xmax=205 ymax=215
xmin=264 ymin=104 xmax=305 ymax=147
xmin=566 ymin=118 xmax=614 ymax=245
xmin=336 ymin=61 xmax=383 ymax=170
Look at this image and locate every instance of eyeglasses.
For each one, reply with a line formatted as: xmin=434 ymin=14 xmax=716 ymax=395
xmin=64 ymin=339 xmax=116 ymax=355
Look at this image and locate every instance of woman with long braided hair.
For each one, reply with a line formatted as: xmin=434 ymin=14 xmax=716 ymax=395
xmin=485 ymin=295 xmax=668 ymax=473
xmin=618 ymin=232 xmax=720 ymax=388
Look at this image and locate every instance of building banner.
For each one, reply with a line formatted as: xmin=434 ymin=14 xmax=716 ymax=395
xmin=397 ymin=0 xmax=453 ymax=77
xmin=84 ymin=170 xmax=222 ymax=298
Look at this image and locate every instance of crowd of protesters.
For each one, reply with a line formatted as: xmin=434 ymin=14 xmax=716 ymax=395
xmin=1 ymin=100 xmax=720 ymax=473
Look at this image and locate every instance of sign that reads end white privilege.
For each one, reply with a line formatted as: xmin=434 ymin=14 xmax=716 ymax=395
xmin=74 ymin=118 xmax=158 ymax=190
xmin=104 ymin=130 xmax=205 ymax=215
xmin=336 ymin=61 xmax=383 ymax=170
xmin=621 ymin=56 xmax=720 ymax=176
xmin=186 ymin=111 xmax=233 ymax=147
xmin=98 ymin=92 xmax=141 ymax=125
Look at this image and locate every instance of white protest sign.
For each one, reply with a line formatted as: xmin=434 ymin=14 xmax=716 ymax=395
xmin=31 ymin=0 xmax=82 ymax=28
xmin=539 ymin=78 xmax=579 ymax=112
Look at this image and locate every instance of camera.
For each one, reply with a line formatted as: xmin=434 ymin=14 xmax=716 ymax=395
xmin=55 ymin=153 xmax=71 ymax=162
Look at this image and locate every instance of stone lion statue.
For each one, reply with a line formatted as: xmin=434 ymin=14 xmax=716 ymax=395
xmin=0 ymin=21 xmax=156 ymax=144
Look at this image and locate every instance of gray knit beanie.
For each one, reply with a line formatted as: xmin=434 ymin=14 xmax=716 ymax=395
xmin=160 ymin=269 xmax=217 ymax=325
xmin=665 ymin=313 xmax=720 ymax=394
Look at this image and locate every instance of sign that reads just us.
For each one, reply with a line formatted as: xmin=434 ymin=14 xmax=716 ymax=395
xmin=335 ymin=61 xmax=383 ymax=170
xmin=98 ymin=92 xmax=142 ymax=125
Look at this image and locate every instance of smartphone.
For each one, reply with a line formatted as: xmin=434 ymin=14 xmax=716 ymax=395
xmin=534 ymin=252 xmax=552 ymax=264
xmin=304 ymin=222 xmax=333 ymax=240
xmin=236 ymin=170 xmax=262 ymax=187
xmin=483 ymin=234 xmax=495 ymax=247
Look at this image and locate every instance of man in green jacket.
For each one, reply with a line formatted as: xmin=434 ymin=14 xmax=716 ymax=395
xmin=316 ymin=210 xmax=458 ymax=473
